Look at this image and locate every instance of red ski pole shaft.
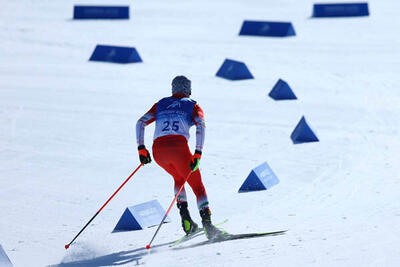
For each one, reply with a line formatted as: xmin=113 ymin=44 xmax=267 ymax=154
xmin=65 ymin=163 xmax=143 ymax=249
xmin=146 ymin=171 xmax=192 ymax=249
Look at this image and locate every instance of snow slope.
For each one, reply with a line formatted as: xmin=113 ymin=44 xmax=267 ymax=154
xmin=1 ymin=0 xmax=400 ymax=266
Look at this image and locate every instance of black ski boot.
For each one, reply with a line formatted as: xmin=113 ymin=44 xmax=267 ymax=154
xmin=177 ymin=202 xmax=198 ymax=235
xmin=200 ymin=207 xmax=225 ymax=241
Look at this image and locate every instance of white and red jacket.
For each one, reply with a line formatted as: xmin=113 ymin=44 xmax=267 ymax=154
xmin=136 ymin=94 xmax=205 ymax=151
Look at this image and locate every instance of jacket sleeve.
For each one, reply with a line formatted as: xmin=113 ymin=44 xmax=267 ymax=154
xmin=136 ymin=103 xmax=157 ymax=147
xmin=192 ymin=103 xmax=205 ymax=152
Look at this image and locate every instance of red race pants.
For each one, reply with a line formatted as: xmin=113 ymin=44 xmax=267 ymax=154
xmin=152 ymin=135 xmax=209 ymax=210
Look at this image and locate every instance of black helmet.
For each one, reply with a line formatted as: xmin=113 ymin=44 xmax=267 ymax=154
xmin=172 ymin=75 xmax=191 ymax=96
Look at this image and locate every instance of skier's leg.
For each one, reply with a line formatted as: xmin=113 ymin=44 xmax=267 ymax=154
xmin=153 ymin=143 xmax=188 ymax=202
xmin=185 ymin=172 xmax=223 ymax=239
xmin=167 ymin=140 xmax=223 ymax=239
xmin=176 ymin=201 xmax=198 ymax=235
xmin=166 ymin=140 xmax=210 ymax=210
xmin=152 ymin=141 xmax=197 ymax=234
xmin=186 ymin=170 xmax=209 ymax=211
xmin=184 ymin=172 xmax=221 ymax=239
xmin=170 ymin=168 xmax=199 ymax=234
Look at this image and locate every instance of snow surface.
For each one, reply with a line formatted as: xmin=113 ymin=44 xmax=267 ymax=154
xmin=1 ymin=0 xmax=400 ymax=266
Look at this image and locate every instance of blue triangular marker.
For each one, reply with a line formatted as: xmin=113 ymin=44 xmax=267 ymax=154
xmin=74 ymin=6 xmax=130 ymax=20
xmin=0 ymin=244 xmax=13 ymax=267
xmin=239 ymin=170 xmax=267 ymax=192
xmin=113 ymin=208 xmax=142 ymax=232
xmin=269 ymin=79 xmax=297 ymax=100
xmin=290 ymin=116 xmax=319 ymax=144
xmin=89 ymin=45 xmax=142 ymax=64
xmin=216 ymin=59 xmax=254 ymax=80
xmin=312 ymin=3 xmax=369 ymax=18
xmin=238 ymin=162 xmax=279 ymax=193
xmin=113 ymin=200 xmax=170 ymax=232
xmin=239 ymin=21 xmax=296 ymax=37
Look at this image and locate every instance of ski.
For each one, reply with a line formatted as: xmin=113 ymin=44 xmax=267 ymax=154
xmin=170 ymin=219 xmax=228 ymax=247
xmin=173 ymin=229 xmax=287 ymax=249
xmin=219 ymin=230 xmax=287 ymax=242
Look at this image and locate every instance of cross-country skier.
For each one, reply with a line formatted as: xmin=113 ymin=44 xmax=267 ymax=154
xmin=136 ymin=75 xmax=223 ymax=240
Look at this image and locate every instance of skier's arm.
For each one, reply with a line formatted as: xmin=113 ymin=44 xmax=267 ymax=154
xmin=193 ymin=103 xmax=205 ymax=152
xmin=136 ymin=103 xmax=157 ymax=147
xmin=189 ymin=103 xmax=205 ymax=171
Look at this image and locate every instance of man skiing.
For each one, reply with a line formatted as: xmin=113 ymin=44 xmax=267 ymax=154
xmin=136 ymin=75 xmax=223 ymax=240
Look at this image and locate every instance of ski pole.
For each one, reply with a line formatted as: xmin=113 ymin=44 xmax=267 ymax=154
xmin=146 ymin=171 xmax=192 ymax=250
xmin=65 ymin=163 xmax=143 ymax=249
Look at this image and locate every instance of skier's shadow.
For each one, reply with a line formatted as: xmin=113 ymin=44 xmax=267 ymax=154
xmin=49 ymin=241 xmax=173 ymax=267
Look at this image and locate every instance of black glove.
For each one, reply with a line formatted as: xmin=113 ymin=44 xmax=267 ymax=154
xmin=138 ymin=145 xmax=152 ymax=165
xmin=190 ymin=150 xmax=202 ymax=171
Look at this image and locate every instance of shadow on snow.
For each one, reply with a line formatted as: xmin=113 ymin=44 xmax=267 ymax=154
xmin=49 ymin=241 xmax=173 ymax=267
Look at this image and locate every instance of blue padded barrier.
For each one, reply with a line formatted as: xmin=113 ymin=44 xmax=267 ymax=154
xmin=239 ymin=20 xmax=296 ymax=37
xmin=312 ymin=3 xmax=369 ymax=18
xmin=216 ymin=59 xmax=254 ymax=81
xmin=89 ymin=45 xmax=142 ymax=64
xmin=74 ymin=6 xmax=129 ymax=19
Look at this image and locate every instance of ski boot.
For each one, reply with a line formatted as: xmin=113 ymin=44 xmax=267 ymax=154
xmin=177 ymin=202 xmax=199 ymax=235
xmin=200 ymin=207 xmax=225 ymax=241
